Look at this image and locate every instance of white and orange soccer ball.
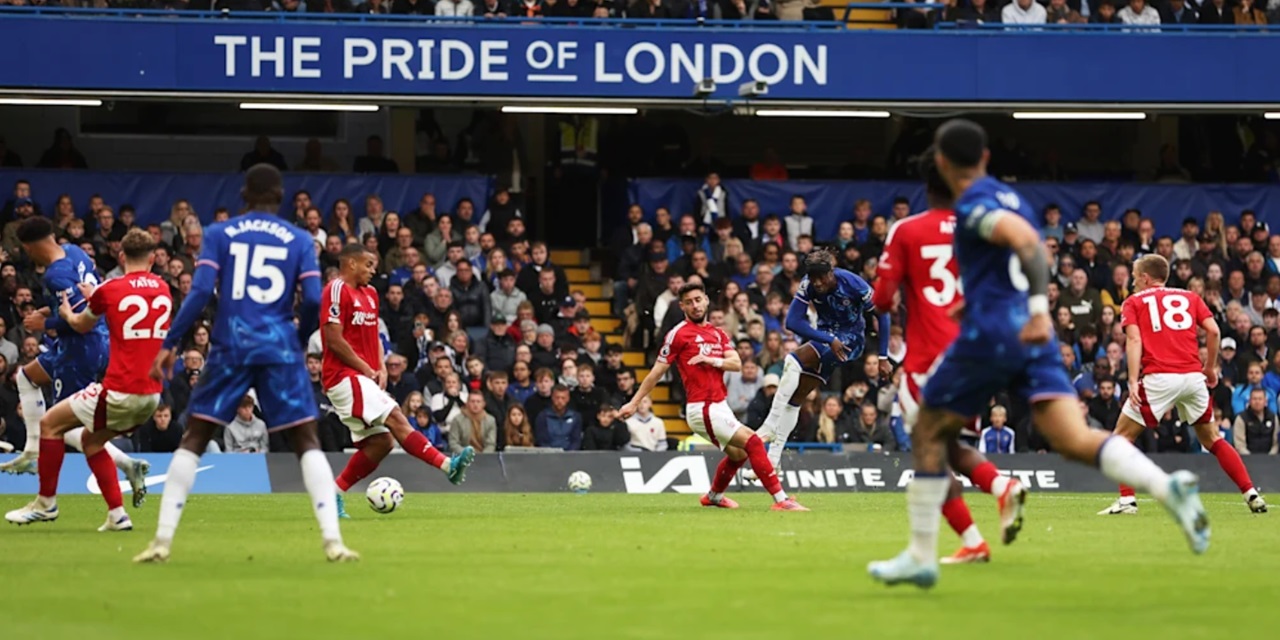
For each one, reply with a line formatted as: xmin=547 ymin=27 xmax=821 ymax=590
xmin=366 ymin=477 xmax=404 ymax=514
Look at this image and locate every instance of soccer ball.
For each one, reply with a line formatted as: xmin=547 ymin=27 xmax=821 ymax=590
xmin=366 ymin=477 xmax=404 ymax=514
xmin=567 ymin=471 xmax=592 ymax=494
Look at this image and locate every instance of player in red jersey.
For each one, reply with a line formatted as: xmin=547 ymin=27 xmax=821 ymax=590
xmin=324 ymin=244 xmax=475 ymax=518
xmin=1098 ymin=254 xmax=1267 ymax=515
xmin=619 ymin=282 xmax=806 ymax=511
xmin=873 ymin=152 xmax=1027 ymax=563
xmin=5 ymin=229 xmax=170 ymax=532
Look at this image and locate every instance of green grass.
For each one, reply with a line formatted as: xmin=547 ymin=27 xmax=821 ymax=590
xmin=1 ymin=492 xmax=1276 ymax=640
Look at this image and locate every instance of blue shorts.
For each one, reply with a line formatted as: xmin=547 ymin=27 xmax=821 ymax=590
xmin=805 ymin=330 xmax=863 ymax=382
xmin=37 ymin=334 xmax=108 ymax=402
xmin=187 ymin=353 xmax=316 ymax=430
xmin=922 ymin=344 xmax=1076 ymax=418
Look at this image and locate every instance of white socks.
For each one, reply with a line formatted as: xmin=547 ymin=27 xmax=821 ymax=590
xmin=907 ymin=474 xmax=950 ymax=564
xmin=960 ymin=525 xmax=984 ymax=548
xmin=299 ymin=449 xmax=343 ymax=545
xmin=17 ymin=368 xmax=45 ymax=454
xmin=1098 ymin=436 xmax=1171 ymax=502
xmin=762 ymin=355 xmax=804 ymax=447
xmin=64 ymin=427 xmax=134 ymax=473
xmin=990 ymin=474 xmax=1011 ymax=499
xmin=155 ymin=449 xmax=200 ymax=544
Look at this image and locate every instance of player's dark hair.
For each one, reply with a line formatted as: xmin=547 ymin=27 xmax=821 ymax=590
xmin=803 ymin=247 xmax=836 ymax=276
xmin=121 ymin=227 xmax=156 ymax=260
xmin=340 ymin=243 xmax=370 ymax=262
xmin=242 ymin=163 xmax=284 ymax=212
xmin=16 ymin=217 xmax=54 ymax=244
xmin=935 ymin=119 xmax=987 ymax=169
xmin=677 ymin=281 xmax=706 ymax=300
xmin=918 ymin=146 xmax=952 ymax=207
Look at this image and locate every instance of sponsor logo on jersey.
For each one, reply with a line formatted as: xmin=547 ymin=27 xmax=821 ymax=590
xmin=351 ymin=310 xmax=378 ymax=326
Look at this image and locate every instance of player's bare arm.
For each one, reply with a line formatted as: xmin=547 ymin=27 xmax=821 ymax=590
xmin=984 ymin=212 xmax=1052 ymax=344
xmin=1201 ymin=316 xmax=1220 ymax=388
xmin=619 ymin=360 xmax=670 ymax=419
xmin=57 ymin=291 xmax=97 ymax=334
xmin=689 ymin=347 xmax=742 ymax=372
xmin=323 ymin=322 xmax=378 ymax=379
xmin=1125 ymin=324 xmax=1144 ymax=410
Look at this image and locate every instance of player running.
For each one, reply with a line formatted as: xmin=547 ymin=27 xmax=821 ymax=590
xmin=872 ymin=153 xmax=1024 ymax=564
xmin=324 ymin=244 xmax=475 ymax=519
xmin=753 ymin=248 xmax=890 ymax=475
xmin=5 ymin=228 xmax=170 ymax=532
xmin=0 ymin=220 xmax=149 ymax=502
xmin=869 ymin=120 xmax=1209 ymax=589
xmin=619 ymin=282 xmax=807 ymax=511
xmin=1097 ymin=254 xmax=1267 ymax=516
xmin=135 ymin=164 xmax=357 ymax=563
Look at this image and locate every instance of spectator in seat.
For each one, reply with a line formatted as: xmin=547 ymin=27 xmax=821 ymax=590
xmin=239 ymin=135 xmax=286 ymax=172
xmin=725 ymin=358 xmax=763 ymax=422
xmin=976 ymin=405 xmax=1015 ymax=454
xmin=503 ymin=403 xmax=534 ymax=448
xmin=531 ymin=325 xmax=559 ymax=371
xmin=583 ymin=403 xmax=629 ymax=451
xmin=746 ymin=373 xmax=779 ymax=428
xmin=225 ymin=396 xmax=269 ymax=453
xmin=384 ymin=354 xmax=420 ymax=405
xmin=1161 ymin=0 xmax=1197 ymax=23
xmin=353 ymin=135 xmax=399 ymax=173
xmin=436 ymin=0 xmax=475 ymax=14
xmin=490 ymin=268 xmax=527 ymax=321
xmin=37 ymin=127 xmax=89 ymax=170
xmin=1088 ymin=379 xmax=1122 ymax=432
xmin=1234 ymin=388 xmax=1278 ymax=454
xmin=624 ymin=396 xmax=668 ymax=451
xmin=1118 ymin=0 xmax=1160 ymax=24
xmin=572 ymin=362 xmax=606 ymax=427
xmin=515 ymin=242 xmax=567 ymax=298
xmin=528 ymin=269 xmax=562 ymax=325
xmin=1099 ymin=263 xmax=1131 ymax=315
xmin=1234 ymin=0 xmax=1266 ymax=23
xmin=629 ymin=0 xmax=674 ymax=17
xmin=698 ymin=173 xmax=728 ymax=228
xmin=449 ymin=259 xmax=491 ymax=331
xmin=535 ymin=385 xmax=583 ymax=450
xmin=478 ymin=313 xmax=516 ymax=373
xmin=1045 ymin=0 xmax=1084 ymax=23
xmin=1198 ymin=0 xmax=1231 ymax=23
xmin=1001 ymin=0 xmax=1046 ymax=23
xmin=296 ymin=138 xmax=341 ymax=172
xmin=521 ymin=368 xmax=555 ymax=421
xmin=783 ymin=195 xmax=812 ymax=252
xmin=814 ymin=396 xmax=853 ymax=443
xmin=1232 ymin=361 xmax=1279 ymax=416
xmin=134 ymin=404 xmax=183 ymax=454
xmin=946 ymin=0 xmax=1002 ymax=24
xmin=449 ymin=392 xmax=497 ymax=454
xmin=733 ymin=199 xmax=764 ymax=257
xmin=1089 ymin=1 xmax=1123 ymax=22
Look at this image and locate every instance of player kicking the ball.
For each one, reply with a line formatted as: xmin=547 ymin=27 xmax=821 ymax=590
xmin=872 ymin=152 xmax=1025 ymax=564
xmin=870 ymin=120 xmax=1208 ymax=589
xmin=323 ymin=244 xmax=475 ymax=518
xmin=1096 ymin=254 xmax=1266 ymax=516
xmin=619 ymin=282 xmax=806 ymax=511
xmin=136 ymin=164 xmax=356 ymax=563
xmin=5 ymin=228 xmax=170 ymax=531
xmin=752 ymin=249 xmax=891 ymax=476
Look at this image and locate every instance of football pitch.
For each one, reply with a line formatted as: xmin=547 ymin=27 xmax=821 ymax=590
xmin=2 ymin=492 xmax=1275 ymax=640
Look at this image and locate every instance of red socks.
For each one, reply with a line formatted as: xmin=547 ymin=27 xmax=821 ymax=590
xmin=941 ymin=497 xmax=975 ymax=537
xmin=744 ymin=435 xmax=784 ymax=497
xmin=87 ymin=449 xmax=123 ymax=510
xmin=1210 ymin=438 xmax=1255 ymax=493
xmin=335 ymin=449 xmax=379 ymax=492
xmin=711 ymin=455 xmax=747 ymax=494
xmin=969 ymin=461 xmax=999 ymax=494
xmin=402 ymin=431 xmax=448 ymax=469
xmin=37 ymin=437 xmax=65 ymax=499
xmin=1119 ymin=484 xmax=1136 ymax=499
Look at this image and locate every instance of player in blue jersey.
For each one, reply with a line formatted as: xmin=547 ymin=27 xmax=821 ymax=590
xmin=868 ymin=119 xmax=1209 ymax=589
xmin=753 ymin=248 xmax=891 ymax=473
xmin=0 ymin=218 xmax=150 ymax=506
xmin=134 ymin=164 xmax=357 ymax=563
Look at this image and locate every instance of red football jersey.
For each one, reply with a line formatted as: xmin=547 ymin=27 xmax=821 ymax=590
xmin=88 ymin=272 xmax=172 ymax=395
xmin=874 ymin=209 xmax=961 ymax=374
xmin=1121 ymin=287 xmax=1212 ymax=376
xmin=321 ymin=278 xmax=382 ymax=389
xmin=657 ymin=320 xmax=730 ymax=404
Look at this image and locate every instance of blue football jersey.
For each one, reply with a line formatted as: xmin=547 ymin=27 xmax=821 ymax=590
xmin=795 ymin=268 xmax=874 ymax=341
xmin=170 ymin=212 xmax=320 ymax=365
xmin=42 ymin=244 xmax=108 ymax=343
xmin=951 ymin=176 xmax=1045 ymax=358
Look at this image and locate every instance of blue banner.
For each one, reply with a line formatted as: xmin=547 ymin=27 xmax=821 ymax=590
xmin=0 ymin=169 xmax=492 ymax=227
xmin=0 ymin=453 xmax=272 ymax=495
xmin=0 ymin=13 xmax=1277 ymax=103
xmin=629 ymin=178 xmax=1280 ymax=239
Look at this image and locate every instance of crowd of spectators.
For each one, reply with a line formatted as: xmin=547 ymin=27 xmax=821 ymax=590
xmin=902 ymin=0 xmax=1277 ymax=27
xmin=610 ymin=173 xmax=1280 ymax=456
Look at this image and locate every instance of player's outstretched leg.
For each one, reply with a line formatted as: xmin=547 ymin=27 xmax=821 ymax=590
xmin=752 ymin=348 xmax=821 ymax=476
xmin=1193 ymin=422 xmax=1267 ymax=513
xmin=950 ymin=439 xmax=1025 ymax=545
xmin=64 ymin=426 xmax=151 ymax=508
xmin=726 ymin=427 xmax=805 ymax=511
xmin=334 ymin=434 xmax=393 ymax=519
xmin=701 ymin=448 xmax=745 ymax=509
xmin=869 ymin=405 xmax=964 ymax=589
xmin=288 ymin=423 xmax=358 ymax=562
xmin=4 ymin=436 xmax=63 ymax=525
xmin=0 ymin=366 xmax=48 ymax=475
xmin=939 ymin=476 xmax=989 ymax=564
xmin=1035 ymin=398 xmax=1209 ymax=554
xmin=135 ymin=418 xmax=221 ymax=563
xmin=387 ymin=409 xmax=471 ymax=485
xmin=1097 ymin=414 xmax=1145 ymax=515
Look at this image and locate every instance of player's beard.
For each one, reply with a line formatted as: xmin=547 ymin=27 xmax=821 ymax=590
xmin=685 ymin=310 xmax=706 ymax=324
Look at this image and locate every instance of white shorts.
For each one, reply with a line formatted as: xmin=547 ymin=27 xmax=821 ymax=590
xmin=685 ymin=401 xmax=744 ymax=451
xmin=1122 ymin=372 xmax=1212 ymax=428
xmin=900 ymin=369 xmax=980 ymax=438
xmin=69 ymin=383 xmax=160 ymax=434
xmin=326 ymin=375 xmax=398 ymax=443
